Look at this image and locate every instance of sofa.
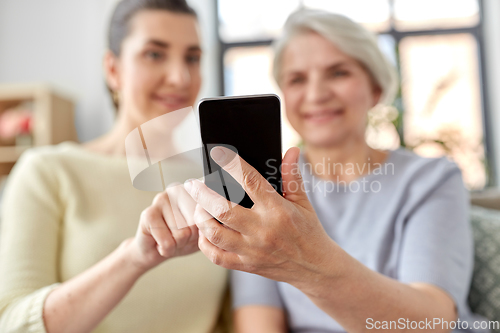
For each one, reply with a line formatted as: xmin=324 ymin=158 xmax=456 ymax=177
xmin=468 ymin=190 xmax=500 ymax=332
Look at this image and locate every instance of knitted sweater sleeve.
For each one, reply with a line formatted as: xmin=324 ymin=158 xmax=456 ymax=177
xmin=0 ymin=150 xmax=63 ymax=332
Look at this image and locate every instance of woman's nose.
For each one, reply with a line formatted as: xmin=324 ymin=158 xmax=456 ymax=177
xmin=164 ymin=59 xmax=191 ymax=89
xmin=305 ymin=77 xmax=331 ymax=104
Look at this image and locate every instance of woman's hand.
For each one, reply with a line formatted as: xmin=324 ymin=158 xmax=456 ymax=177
xmin=183 ymin=146 xmax=336 ymax=285
xmin=128 ymin=183 xmax=200 ymax=273
xmin=42 ymin=184 xmax=201 ymax=333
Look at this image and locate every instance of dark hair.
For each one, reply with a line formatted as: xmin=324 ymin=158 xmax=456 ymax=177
xmin=107 ymin=0 xmax=197 ymax=109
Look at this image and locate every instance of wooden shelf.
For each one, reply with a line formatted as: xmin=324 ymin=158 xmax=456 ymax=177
xmin=0 ymin=83 xmax=77 ymax=176
xmin=0 ymin=146 xmax=31 ymax=163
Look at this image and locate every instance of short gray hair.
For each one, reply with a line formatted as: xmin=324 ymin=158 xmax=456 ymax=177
xmin=273 ymin=9 xmax=398 ymax=105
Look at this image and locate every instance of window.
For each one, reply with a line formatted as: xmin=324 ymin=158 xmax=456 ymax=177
xmin=217 ymin=0 xmax=489 ymax=189
xmin=393 ymin=0 xmax=479 ymax=31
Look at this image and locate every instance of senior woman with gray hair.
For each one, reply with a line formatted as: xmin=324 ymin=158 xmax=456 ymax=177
xmin=179 ymin=9 xmax=488 ymax=333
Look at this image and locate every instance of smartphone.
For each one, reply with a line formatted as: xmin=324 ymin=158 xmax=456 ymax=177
xmin=198 ymin=94 xmax=282 ymax=209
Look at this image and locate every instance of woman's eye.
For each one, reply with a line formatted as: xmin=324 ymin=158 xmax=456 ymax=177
xmin=289 ymin=77 xmax=305 ymax=85
xmin=330 ymin=70 xmax=348 ymax=78
xmin=145 ymin=51 xmax=164 ymax=61
xmin=186 ymin=55 xmax=200 ymax=64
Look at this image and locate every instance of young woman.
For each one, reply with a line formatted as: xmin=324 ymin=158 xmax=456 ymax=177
xmin=0 ymin=1 xmax=227 ymax=332
xmin=177 ymin=10 xmax=488 ymax=333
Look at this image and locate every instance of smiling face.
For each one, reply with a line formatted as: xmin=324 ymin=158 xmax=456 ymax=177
xmin=279 ymin=31 xmax=381 ymax=148
xmin=105 ymin=10 xmax=201 ymax=125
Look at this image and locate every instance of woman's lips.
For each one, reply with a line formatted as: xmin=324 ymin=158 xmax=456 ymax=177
xmin=152 ymin=94 xmax=189 ymax=109
xmin=302 ymin=108 xmax=344 ymax=124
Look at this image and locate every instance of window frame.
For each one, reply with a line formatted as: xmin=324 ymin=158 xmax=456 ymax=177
xmin=215 ymin=0 xmax=495 ymax=186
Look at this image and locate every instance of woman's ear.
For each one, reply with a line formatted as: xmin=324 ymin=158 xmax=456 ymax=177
xmin=372 ymin=85 xmax=382 ymax=107
xmin=103 ymin=50 xmax=121 ymax=92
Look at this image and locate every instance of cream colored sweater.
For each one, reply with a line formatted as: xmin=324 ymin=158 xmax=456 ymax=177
xmin=0 ymin=142 xmax=228 ymax=333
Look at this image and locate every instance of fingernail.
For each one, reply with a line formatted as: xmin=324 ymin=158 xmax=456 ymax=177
xmin=210 ymin=147 xmax=226 ymax=163
xmin=184 ymin=179 xmax=193 ymax=193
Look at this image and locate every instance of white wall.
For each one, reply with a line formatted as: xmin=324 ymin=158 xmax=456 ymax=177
xmin=1 ymin=0 xmax=500 ymax=185
xmin=0 ymin=0 xmax=219 ymax=142
xmin=482 ymin=0 xmax=500 ymax=186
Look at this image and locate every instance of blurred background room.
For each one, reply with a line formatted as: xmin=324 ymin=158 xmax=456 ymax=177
xmin=2 ymin=0 xmax=500 ymax=327
xmin=1 ymin=0 xmax=500 ymax=191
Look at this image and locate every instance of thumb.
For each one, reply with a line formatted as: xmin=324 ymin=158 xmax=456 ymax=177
xmin=282 ymin=147 xmax=310 ymax=208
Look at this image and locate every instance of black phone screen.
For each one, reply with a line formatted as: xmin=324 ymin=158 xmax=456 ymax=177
xmin=198 ymin=94 xmax=282 ymax=209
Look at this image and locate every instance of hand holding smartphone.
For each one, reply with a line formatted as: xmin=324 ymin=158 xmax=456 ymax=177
xmin=198 ymin=94 xmax=282 ymax=209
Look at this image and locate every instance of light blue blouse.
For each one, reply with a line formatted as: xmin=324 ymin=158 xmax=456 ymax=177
xmin=232 ymin=148 xmax=489 ymax=333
